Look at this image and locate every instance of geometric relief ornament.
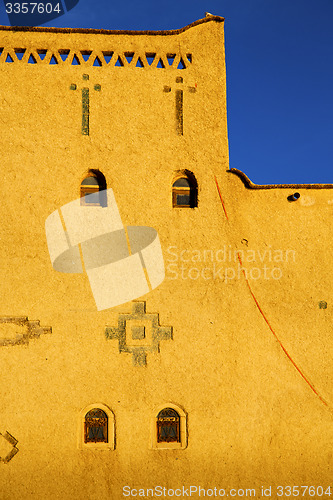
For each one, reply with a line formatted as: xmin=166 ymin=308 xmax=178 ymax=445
xmin=105 ymin=301 xmax=172 ymax=367
xmin=0 ymin=317 xmax=52 ymax=347
xmin=0 ymin=431 xmax=19 ymax=463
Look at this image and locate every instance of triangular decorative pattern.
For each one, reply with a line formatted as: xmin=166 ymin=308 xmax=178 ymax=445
xmin=72 ymin=53 xmax=80 ymax=65
xmin=102 ymin=51 xmax=114 ymax=64
xmin=124 ymin=52 xmax=134 ymax=64
xmin=167 ymin=53 xmax=176 ymax=66
xmin=93 ymin=56 xmax=102 ymax=67
xmin=5 ymin=53 xmax=14 ymax=63
xmin=59 ymin=50 xmax=70 ymax=62
xmin=145 ymin=52 xmax=156 ymax=66
xmin=14 ymin=48 xmax=25 ymax=60
xmin=0 ymin=47 xmax=192 ymax=69
xmin=156 ymin=58 xmax=165 ymax=69
xmin=28 ymin=54 xmax=37 ymax=64
xmin=177 ymin=57 xmax=186 ymax=69
xmin=81 ymin=50 xmax=92 ymax=62
xmin=115 ymin=55 xmax=124 ymax=67
xmin=37 ymin=49 xmax=47 ymax=61
xmin=49 ymin=54 xmax=58 ymax=65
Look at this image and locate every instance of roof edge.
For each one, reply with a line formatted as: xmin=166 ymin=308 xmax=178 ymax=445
xmin=229 ymin=168 xmax=333 ymax=190
xmin=0 ymin=15 xmax=224 ymax=36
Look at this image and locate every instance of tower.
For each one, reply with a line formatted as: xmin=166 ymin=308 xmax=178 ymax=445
xmin=0 ymin=15 xmax=332 ymax=499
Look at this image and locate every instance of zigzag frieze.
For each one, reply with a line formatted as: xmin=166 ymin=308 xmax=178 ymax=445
xmin=0 ymin=48 xmax=192 ymax=69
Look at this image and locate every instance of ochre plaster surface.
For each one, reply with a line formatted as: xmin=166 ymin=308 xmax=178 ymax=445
xmin=0 ymin=15 xmax=332 ymax=499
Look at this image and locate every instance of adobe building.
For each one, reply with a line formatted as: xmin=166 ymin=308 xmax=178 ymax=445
xmin=0 ymin=14 xmax=332 ymax=499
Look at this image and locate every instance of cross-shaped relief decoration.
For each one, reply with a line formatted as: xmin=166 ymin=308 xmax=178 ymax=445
xmin=69 ymin=73 xmax=101 ymax=135
xmin=0 ymin=316 xmax=51 ymax=347
xmin=163 ymin=76 xmax=197 ymax=135
xmin=105 ymin=302 xmax=173 ymax=367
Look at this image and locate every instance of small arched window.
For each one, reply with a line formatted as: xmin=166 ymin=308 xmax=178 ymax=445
xmin=172 ymin=172 xmax=197 ymax=208
xmin=80 ymin=170 xmax=107 ymax=207
xmin=151 ymin=404 xmax=187 ymax=449
xmin=84 ymin=408 xmax=108 ymax=443
xmin=79 ymin=403 xmax=115 ymax=450
xmin=157 ymin=408 xmax=180 ymax=443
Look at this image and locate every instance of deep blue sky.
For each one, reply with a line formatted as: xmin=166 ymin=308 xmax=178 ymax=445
xmin=1 ymin=0 xmax=332 ymax=185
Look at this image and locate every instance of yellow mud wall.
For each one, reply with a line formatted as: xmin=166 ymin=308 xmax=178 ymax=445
xmin=0 ymin=15 xmax=331 ymax=499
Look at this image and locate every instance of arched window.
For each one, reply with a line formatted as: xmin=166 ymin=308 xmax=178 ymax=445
xmin=80 ymin=170 xmax=107 ymax=207
xmin=157 ymin=408 xmax=180 ymax=443
xmin=172 ymin=172 xmax=197 ymax=208
xmin=151 ymin=403 xmax=187 ymax=450
xmin=84 ymin=408 xmax=108 ymax=443
xmin=78 ymin=403 xmax=115 ymax=450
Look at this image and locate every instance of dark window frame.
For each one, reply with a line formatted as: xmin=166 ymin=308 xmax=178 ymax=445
xmin=157 ymin=408 xmax=181 ymax=443
xmin=172 ymin=172 xmax=197 ymax=208
xmin=84 ymin=408 xmax=108 ymax=444
xmin=80 ymin=170 xmax=107 ymax=207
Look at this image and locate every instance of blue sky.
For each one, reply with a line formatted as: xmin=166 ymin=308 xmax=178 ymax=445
xmin=1 ymin=0 xmax=332 ymax=185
